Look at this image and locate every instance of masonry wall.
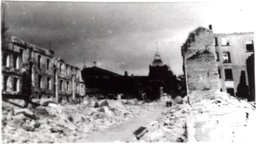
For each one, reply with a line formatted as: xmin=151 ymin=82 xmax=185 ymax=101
xmin=215 ymin=32 xmax=254 ymax=100
xmin=2 ymin=36 xmax=86 ymax=105
xmin=182 ymin=27 xmax=218 ymax=93
xmin=2 ymin=37 xmax=24 ymax=97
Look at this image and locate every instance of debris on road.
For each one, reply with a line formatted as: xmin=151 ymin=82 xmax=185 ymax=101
xmin=137 ymin=91 xmax=256 ymax=143
xmin=2 ymin=98 xmax=146 ymax=143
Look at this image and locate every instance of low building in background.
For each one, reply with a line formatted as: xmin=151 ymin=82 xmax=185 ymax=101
xmin=82 ymin=50 xmax=179 ymax=101
xmin=81 ymin=63 xmax=123 ymax=96
xmin=2 ymin=36 xmax=86 ymax=105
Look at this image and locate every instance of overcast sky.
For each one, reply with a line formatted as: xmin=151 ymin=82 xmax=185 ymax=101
xmin=4 ymin=1 xmax=255 ymax=76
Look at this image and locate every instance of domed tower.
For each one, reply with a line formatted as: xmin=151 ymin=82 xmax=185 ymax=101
xmin=151 ymin=51 xmax=164 ymax=67
xmin=148 ymin=43 xmax=178 ymax=100
xmin=149 ymin=47 xmax=168 ymax=79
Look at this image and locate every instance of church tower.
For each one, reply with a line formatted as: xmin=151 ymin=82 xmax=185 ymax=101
xmin=148 ymin=43 xmax=178 ymax=99
xmin=149 ymin=44 xmax=169 ymax=79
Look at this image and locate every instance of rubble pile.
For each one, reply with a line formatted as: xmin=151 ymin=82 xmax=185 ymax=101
xmin=188 ymin=90 xmax=256 ymax=142
xmin=138 ymin=91 xmax=256 ymax=143
xmin=2 ymin=98 xmax=145 ymax=143
xmin=138 ymin=100 xmax=189 ymax=142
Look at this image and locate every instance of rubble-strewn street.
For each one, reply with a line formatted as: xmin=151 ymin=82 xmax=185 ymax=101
xmin=2 ymin=2 xmax=255 ymax=143
xmin=2 ymin=92 xmax=256 ymax=143
xmin=137 ymin=91 xmax=256 ymax=143
xmin=2 ymin=98 xmax=151 ymax=143
xmin=80 ymin=101 xmax=166 ymax=142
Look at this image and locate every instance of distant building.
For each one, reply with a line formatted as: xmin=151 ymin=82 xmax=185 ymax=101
xmin=148 ymin=51 xmax=178 ymax=100
xmin=2 ymin=36 xmax=85 ymax=105
xmin=215 ymin=32 xmax=254 ymax=101
xmin=81 ymin=50 xmax=178 ymax=100
xmin=81 ymin=65 xmax=123 ymax=96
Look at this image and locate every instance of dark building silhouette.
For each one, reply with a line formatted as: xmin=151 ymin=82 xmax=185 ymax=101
xmin=148 ymin=51 xmax=178 ymax=100
xmin=82 ymin=51 xmax=178 ymax=100
xmin=81 ymin=65 xmax=123 ymax=96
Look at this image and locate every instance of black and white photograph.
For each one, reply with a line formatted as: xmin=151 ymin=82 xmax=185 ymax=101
xmin=1 ymin=0 xmax=256 ymax=143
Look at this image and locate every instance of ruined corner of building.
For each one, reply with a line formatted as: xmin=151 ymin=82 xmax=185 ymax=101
xmin=182 ymin=27 xmax=219 ymax=95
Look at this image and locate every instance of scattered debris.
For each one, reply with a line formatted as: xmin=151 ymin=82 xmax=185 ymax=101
xmin=136 ymin=91 xmax=256 ymax=143
xmin=2 ymin=98 xmax=147 ymax=143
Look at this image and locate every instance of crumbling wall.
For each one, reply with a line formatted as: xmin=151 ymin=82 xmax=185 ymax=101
xmin=2 ymin=36 xmax=86 ymax=106
xmin=182 ymin=27 xmax=218 ymax=93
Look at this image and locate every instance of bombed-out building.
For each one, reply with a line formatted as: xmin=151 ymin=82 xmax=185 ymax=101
xmin=181 ymin=27 xmax=219 ymax=93
xmin=215 ymin=32 xmax=254 ymax=101
xmin=182 ymin=25 xmax=255 ymax=101
xmin=2 ymin=36 xmax=85 ymax=106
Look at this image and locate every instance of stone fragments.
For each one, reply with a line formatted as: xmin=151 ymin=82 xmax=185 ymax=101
xmin=138 ymin=102 xmax=189 ymax=142
xmin=2 ymin=99 xmax=146 ymax=143
xmin=175 ymin=96 xmax=183 ymax=104
xmin=181 ymin=27 xmax=218 ymax=92
xmin=187 ymin=91 xmax=256 ymax=143
xmin=138 ymin=90 xmax=256 ymax=143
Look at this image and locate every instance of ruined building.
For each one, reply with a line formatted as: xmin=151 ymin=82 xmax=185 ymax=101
xmin=215 ymin=32 xmax=254 ymax=101
xmin=182 ymin=26 xmax=255 ymax=101
xmin=181 ymin=27 xmax=219 ymax=93
xmin=2 ymin=36 xmax=85 ymax=106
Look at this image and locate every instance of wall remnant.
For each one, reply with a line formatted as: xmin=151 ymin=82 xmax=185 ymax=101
xmin=181 ymin=27 xmax=218 ymax=93
xmin=2 ymin=36 xmax=86 ymax=106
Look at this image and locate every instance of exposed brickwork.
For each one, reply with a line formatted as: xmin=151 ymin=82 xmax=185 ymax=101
xmin=182 ymin=27 xmax=218 ymax=93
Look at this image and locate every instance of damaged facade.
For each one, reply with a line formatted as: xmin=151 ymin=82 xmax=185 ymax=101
xmin=181 ymin=27 xmax=219 ymax=93
xmin=182 ymin=26 xmax=255 ymax=101
xmin=2 ymin=36 xmax=86 ymax=105
xmin=215 ymin=32 xmax=254 ymax=101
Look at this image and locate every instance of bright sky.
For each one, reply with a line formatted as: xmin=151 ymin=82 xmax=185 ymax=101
xmin=4 ymin=1 xmax=255 ymax=76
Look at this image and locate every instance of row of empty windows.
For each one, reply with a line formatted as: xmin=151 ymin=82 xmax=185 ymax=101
xmin=215 ymin=37 xmax=230 ymax=46
xmin=215 ymin=37 xmax=254 ymax=52
xmin=59 ymin=80 xmax=71 ymax=91
xmin=2 ymin=53 xmax=21 ymax=69
xmin=37 ymin=55 xmax=51 ymax=70
xmin=59 ymin=63 xmax=80 ymax=78
xmin=218 ymin=68 xmax=233 ymax=80
xmin=216 ymin=51 xmax=231 ymax=63
xmin=3 ymin=76 xmax=20 ymax=92
xmin=37 ymin=75 xmax=52 ymax=90
xmin=59 ymin=80 xmax=81 ymax=92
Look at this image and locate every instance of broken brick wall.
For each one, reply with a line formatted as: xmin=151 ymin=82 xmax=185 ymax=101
xmin=182 ymin=27 xmax=218 ymax=93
